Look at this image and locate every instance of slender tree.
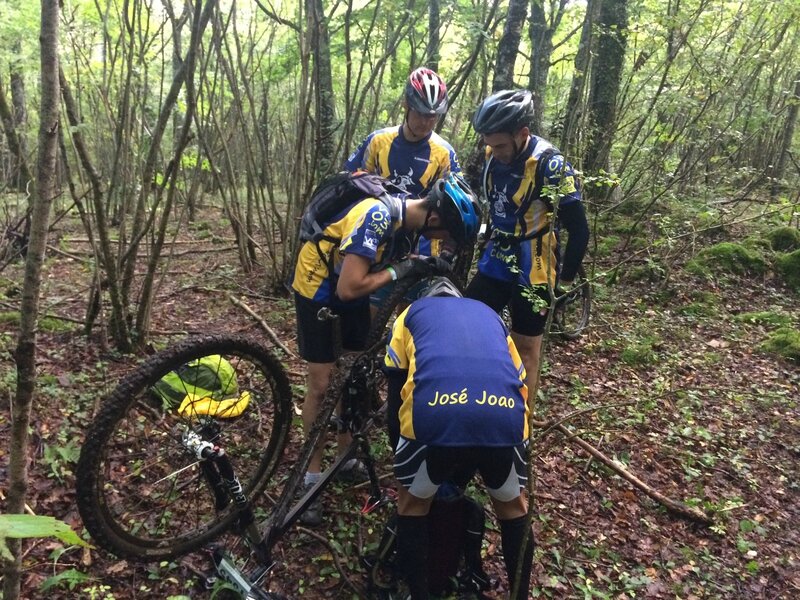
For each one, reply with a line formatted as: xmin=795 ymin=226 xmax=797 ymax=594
xmin=428 ymin=0 xmax=441 ymax=71
xmin=584 ymin=0 xmax=628 ymax=178
xmin=528 ymin=0 xmax=569 ymax=136
xmin=2 ymin=1 xmax=60 ymax=599
xmin=772 ymin=69 xmax=800 ymax=197
xmin=492 ymin=0 xmax=528 ymax=91
xmin=10 ymin=41 xmax=28 ymax=192
xmin=560 ymin=0 xmax=599 ymax=156
xmin=306 ymin=0 xmax=336 ymax=177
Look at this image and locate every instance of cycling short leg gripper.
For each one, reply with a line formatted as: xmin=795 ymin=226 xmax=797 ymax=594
xmin=396 ymin=515 xmax=429 ymax=599
xmin=500 ymin=515 xmax=534 ymax=600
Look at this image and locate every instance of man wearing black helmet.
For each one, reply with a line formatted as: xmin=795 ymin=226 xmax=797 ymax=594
xmin=467 ymin=89 xmax=589 ymax=392
xmin=383 ymin=277 xmax=534 ymax=600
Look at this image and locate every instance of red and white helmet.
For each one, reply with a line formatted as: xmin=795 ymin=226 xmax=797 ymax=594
xmin=405 ymin=67 xmax=448 ymax=115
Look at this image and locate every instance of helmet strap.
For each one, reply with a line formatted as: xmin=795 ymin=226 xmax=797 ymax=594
xmin=511 ymin=130 xmax=531 ymax=161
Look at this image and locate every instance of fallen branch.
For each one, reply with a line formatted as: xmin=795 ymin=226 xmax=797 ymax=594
xmin=540 ymin=421 xmax=712 ymax=524
xmin=228 ymin=294 xmax=296 ymax=358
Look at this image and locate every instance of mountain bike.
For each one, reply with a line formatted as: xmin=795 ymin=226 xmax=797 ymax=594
xmin=75 ymin=275 xmax=431 ymax=599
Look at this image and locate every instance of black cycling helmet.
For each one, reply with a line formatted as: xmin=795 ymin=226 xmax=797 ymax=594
xmin=421 ymin=276 xmax=462 ymax=298
xmin=427 ymin=174 xmax=481 ymax=244
xmin=405 ymin=67 xmax=448 ymax=115
xmin=472 ymin=89 xmax=535 ymax=134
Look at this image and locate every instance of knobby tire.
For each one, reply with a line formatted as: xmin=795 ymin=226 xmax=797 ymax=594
xmin=75 ymin=335 xmax=292 ymax=561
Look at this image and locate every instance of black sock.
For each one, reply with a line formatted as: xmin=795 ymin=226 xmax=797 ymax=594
xmin=396 ymin=515 xmax=429 ymax=600
xmin=500 ymin=515 xmax=534 ymax=600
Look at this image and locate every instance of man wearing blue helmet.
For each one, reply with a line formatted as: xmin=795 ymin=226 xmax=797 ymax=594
xmin=467 ymin=89 xmax=589 ymax=393
xmin=290 ymin=177 xmax=479 ymax=525
xmin=383 ymin=277 xmax=534 ymax=600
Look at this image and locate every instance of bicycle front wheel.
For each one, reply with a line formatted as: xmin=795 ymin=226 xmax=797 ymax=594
xmin=552 ymin=266 xmax=592 ymax=340
xmin=76 ymin=335 xmax=292 ymax=561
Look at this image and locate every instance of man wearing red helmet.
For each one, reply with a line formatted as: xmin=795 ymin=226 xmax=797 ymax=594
xmin=344 ymin=67 xmax=461 ymax=260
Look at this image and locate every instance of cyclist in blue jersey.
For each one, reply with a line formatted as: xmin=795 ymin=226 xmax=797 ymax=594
xmin=290 ymin=178 xmax=480 ymax=525
xmin=383 ymin=277 xmax=534 ymax=600
xmin=344 ymin=67 xmax=460 ymax=262
xmin=466 ymin=89 xmax=589 ymax=393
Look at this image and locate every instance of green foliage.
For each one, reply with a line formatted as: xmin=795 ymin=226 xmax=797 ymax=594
xmin=40 ymin=568 xmax=91 ymax=592
xmin=0 ymin=514 xmax=89 ymax=561
xmin=766 ymin=227 xmax=800 ymax=252
xmin=735 ymin=311 xmax=794 ymax=328
xmin=678 ymin=291 xmax=718 ymax=318
xmin=686 ymin=243 xmax=767 ymax=277
xmin=594 ymin=235 xmax=621 ymax=258
xmin=619 ymin=337 xmax=659 ymax=366
xmin=760 ymin=327 xmax=800 ymax=363
xmin=0 ymin=311 xmax=75 ymax=333
xmin=775 ymin=249 xmax=800 ymax=292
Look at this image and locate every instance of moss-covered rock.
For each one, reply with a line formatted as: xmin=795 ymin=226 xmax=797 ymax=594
xmin=760 ymin=327 xmax=800 ymax=363
xmin=687 ymin=242 xmax=767 ymax=276
xmin=775 ymin=249 xmax=800 ymax=292
xmin=767 ymin=226 xmax=800 ymax=252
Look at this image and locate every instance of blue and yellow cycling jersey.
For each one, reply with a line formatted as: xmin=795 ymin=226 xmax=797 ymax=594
xmin=479 ymin=135 xmax=581 ymax=285
xmin=383 ymin=297 xmax=529 ymax=447
xmin=344 ymin=126 xmax=460 ymax=198
xmin=291 ymin=198 xmax=403 ymax=304
xmin=484 ymin=135 xmax=580 ymax=238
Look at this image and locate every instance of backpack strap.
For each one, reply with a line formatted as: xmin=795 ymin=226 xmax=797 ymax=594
xmin=512 ymin=139 xmax=560 ymax=242
xmin=314 ymin=193 xmax=405 ymax=288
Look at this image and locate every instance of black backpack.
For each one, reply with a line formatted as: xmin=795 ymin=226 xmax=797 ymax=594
xmin=296 ymin=171 xmax=405 ymax=284
xmin=299 ymin=171 xmax=403 ymax=244
xmin=364 ymin=492 xmax=493 ymax=599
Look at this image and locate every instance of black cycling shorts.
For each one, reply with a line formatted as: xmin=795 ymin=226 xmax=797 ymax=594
xmin=394 ymin=437 xmax=529 ymax=502
xmin=294 ymin=292 xmax=369 ymax=363
xmin=465 ymin=272 xmax=548 ymax=337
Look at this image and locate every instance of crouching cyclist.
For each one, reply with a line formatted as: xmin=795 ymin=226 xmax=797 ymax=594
xmin=383 ymin=277 xmax=534 ymax=600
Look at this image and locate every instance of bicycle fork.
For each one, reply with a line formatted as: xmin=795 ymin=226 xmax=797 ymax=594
xmin=182 ymin=430 xmax=277 ymax=599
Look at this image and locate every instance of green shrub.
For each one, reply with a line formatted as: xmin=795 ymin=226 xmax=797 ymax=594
xmin=595 ymin=235 xmax=621 ymax=258
xmin=760 ymin=327 xmax=800 ymax=363
xmin=687 ymin=242 xmax=767 ymax=276
xmin=775 ymin=249 xmax=800 ymax=292
xmin=767 ymin=227 xmax=800 ymax=252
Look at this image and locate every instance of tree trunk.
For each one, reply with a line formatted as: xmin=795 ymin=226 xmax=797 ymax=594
xmin=560 ymin=0 xmax=599 ymax=157
xmin=2 ymin=2 xmax=60 ymax=599
xmin=60 ymin=70 xmax=132 ymax=351
xmin=583 ymin=0 xmax=628 ymax=178
xmin=10 ymin=41 xmax=29 ymax=192
xmin=528 ymin=0 xmax=568 ymax=136
xmin=0 ymin=81 xmax=33 ymax=193
xmin=771 ymin=73 xmax=799 ymax=197
xmin=492 ymin=0 xmax=528 ymax=92
xmin=428 ymin=0 xmax=441 ymax=71
xmin=306 ymin=0 xmax=336 ymax=178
